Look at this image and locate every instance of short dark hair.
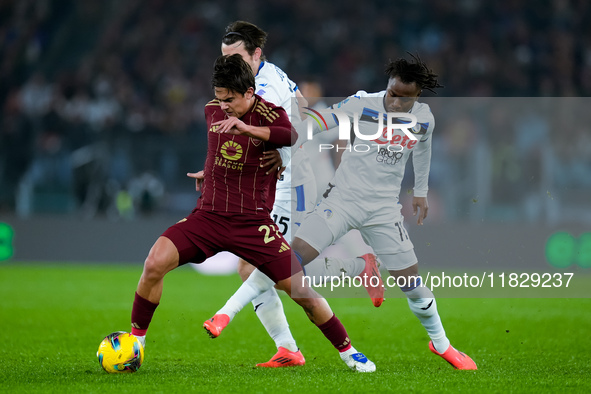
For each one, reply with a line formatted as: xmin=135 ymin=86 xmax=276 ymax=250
xmin=385 ymin=53 xmax=443 ymax=94
xmin=222 ymin=21 xmax=267 ymax=58
xmin=211 ymin=54 xmax=256 ymax=95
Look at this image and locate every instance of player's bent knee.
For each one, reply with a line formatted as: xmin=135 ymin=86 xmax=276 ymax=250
xmin=142 ymin=255 xmax=169 ymax=283
xmin=142 ymin=238 xmax=179 ymax=282
xmin=388 ymin=262 xmax=419 ymax=280
xmin=247 ymin=269 xmax=276 ymax=293
xmin=291 ymin=237 xmax=319 ymax=265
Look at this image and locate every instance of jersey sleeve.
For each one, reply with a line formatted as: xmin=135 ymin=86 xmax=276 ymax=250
xmin=256 ymin=83 xmax=284 ymax=109
xmin=204 ymin=99 xmax=221 ymax=128
xmin=255 ymin=63 xmax=297 ymax=117
xmin=411 ymin=106 xmax=435 ymax=197
xmin=262 ymin=81 xmax=296 ymax=165
xmin=300 ymin=91 xmax=369 ymax=137
xmin=262 ymin=105 xmax=297 ymax=147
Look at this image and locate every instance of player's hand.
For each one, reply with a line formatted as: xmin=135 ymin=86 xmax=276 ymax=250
xmin=260 ymin=150 xmax=284 ymax=177
xmin=187 ymin=170 xmax=205 ymax=191
xmin=412 ymin=196 xmax=428 ymax=225
xmin=212 ymin=117 xmax=248 ymax=135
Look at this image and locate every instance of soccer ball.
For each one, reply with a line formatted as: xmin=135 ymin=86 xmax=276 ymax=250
xmin=97 ymin=331 xmax=144 ymax=373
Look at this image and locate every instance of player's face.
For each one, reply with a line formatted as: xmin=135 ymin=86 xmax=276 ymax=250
xmin=221 ymin=41 xmax=259 ymax=74
xmin=214 ymin=87 xmax=254 ymax=118
xmin=384 ymin=77 xmax=421 ymax=113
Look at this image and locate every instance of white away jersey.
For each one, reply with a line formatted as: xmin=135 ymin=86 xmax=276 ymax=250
xmin=254 ymin=61 xmax=312 ymax=197
xmin=312 ymin=90 xmax=434 ymax=205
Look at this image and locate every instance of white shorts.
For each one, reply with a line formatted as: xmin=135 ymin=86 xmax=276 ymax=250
xmin=270 ymin=177 xmax=317 ymax=243
xmin=295 ymin=187 xmax=417 ymax=271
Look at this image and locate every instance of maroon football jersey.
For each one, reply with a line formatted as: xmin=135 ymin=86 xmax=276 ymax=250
xmin=197 ymin=94 xmax=296 ymax=215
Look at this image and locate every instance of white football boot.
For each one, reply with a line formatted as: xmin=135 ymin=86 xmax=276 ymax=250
xmin=340 ymin=346 xmax=376 ymax=372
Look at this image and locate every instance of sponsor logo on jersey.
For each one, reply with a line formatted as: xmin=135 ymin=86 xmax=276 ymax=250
xmin=376 ymin=147 xmax=404 ymax=165
xmin=220 ymin=141 xmax=243 ymax=161
xmin=371 ymin=130 xmax=418 ymax=149
xmin=215 ymin=156 xmax=244 ymax=170
xmin=216 ymin=141 xmax=244 ymax=170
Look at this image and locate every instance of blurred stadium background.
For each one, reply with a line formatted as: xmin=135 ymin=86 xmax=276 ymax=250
xmin=0 ymin=0 xmax=589 ymax=272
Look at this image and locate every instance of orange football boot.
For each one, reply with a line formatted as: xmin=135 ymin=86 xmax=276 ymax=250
xmin=429 ymin=341 xmax=477 ymax=370
xmin=203 ymin=314 xmax=230 ymax=338
xmin=359 ymin=254 xmax=384 ymax=307
xmin=256 ymin=347 xmax=305 ymax=368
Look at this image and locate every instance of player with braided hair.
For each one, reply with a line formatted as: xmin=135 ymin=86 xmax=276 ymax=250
xmin=385 ymin=52 xmax=444 ymax=94
xmin=205 ymin=53 xmax=477 ymax=370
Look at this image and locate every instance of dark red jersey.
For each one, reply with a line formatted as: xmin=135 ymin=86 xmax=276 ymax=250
xmin=197 ymin=94 xmax=296 ymax=215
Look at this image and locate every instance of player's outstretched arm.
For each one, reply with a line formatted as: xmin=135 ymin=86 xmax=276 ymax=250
xmin=295 ymin=89 xmax=309 ymax=121
xmin=213 ymin=118 xmax=295 ymax=146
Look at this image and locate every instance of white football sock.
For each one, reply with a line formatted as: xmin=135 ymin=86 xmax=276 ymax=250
xmin=304 ymin=257 xmax=366 ymax=281
xmin=404 ymin=286 xmax=450 ymax=353
xmin=252 ymin=288 xmax=298 ymax=352
xmin=135 ymin=335 xmax=146 ymax=348
xmin=217 ymin=269 xmax=275 ymax=321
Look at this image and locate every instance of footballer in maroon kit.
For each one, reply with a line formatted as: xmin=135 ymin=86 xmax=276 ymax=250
xmin=162 ymin=63 xmax=297 ymax=281
xmin=128 ymin=54 xmax=376 ymax=372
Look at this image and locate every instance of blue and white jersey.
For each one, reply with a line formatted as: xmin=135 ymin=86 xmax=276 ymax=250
xmin=254 ymin=61 xmax=312 ymax=199
xmin=308 ymin=90 xmax=434 ymax=204
xmin=254 ymin=61 xmax=297 ymax=118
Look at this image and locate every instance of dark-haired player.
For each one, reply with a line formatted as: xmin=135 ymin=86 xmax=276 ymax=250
xmin=197 ymin=21 xmax=382 ymax=368
xmin=207 ymin=53 xmax=477 ymax=370
xmin=217 ymin=20 xmax=314 ymax=368
xmin=129 ymin=54 xmax=376 ymax=373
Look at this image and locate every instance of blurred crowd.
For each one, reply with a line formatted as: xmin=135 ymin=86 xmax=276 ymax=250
xmin=1 ymin=0 xmax=590 ymax=222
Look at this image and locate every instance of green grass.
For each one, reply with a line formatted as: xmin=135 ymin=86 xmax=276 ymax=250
xmin=1 ymin=263 xmax=590 ymax=393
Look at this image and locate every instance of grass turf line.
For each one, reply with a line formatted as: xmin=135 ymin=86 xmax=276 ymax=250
xmin=0 ymin=262 xmax=590 ymax=393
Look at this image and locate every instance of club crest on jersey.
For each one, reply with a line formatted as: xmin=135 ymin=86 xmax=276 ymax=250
xmin=324 ymin=209 xmax=333 ymax=219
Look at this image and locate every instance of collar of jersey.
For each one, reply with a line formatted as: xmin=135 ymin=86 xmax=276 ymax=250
xmin=256 ymin=61 xmax=265 ymax=77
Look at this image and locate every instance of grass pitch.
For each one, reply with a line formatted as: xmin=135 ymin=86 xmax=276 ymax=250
xmin=0 ymin=262 xmax=590 ymax=393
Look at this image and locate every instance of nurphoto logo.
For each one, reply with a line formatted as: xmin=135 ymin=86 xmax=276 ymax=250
xmin=303 ymin=107 xmax=418 ymax=153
